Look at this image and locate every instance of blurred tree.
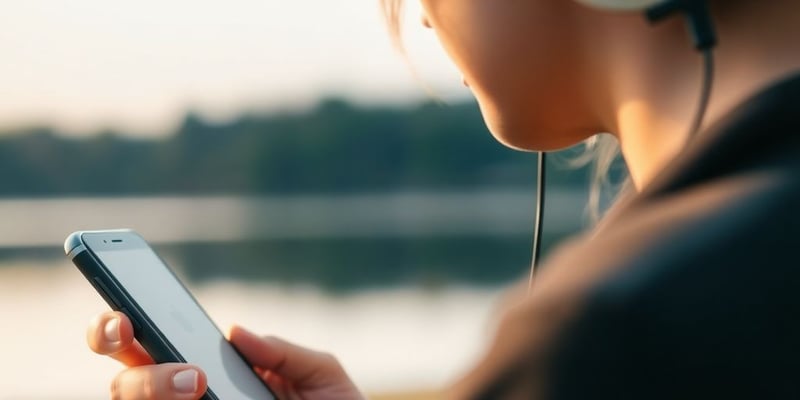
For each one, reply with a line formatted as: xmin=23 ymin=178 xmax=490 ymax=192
xmin=0 ymin=99 xmax=592 ymax=196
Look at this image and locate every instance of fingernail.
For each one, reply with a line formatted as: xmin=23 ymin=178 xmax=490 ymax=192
xmin=225 ymin=325 xmax=238 ymax=340
xmin=227 ymin=325 xmax=254 ymax=340
xmin=173 ymin=369 xmax=199 ymax=394
xmin=103 ymin=317 xmax=120 ymax=342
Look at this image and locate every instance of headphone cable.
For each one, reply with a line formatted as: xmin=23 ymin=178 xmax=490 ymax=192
xmin=527 ymin=151 xmax=546 ymax=293
xmin=689 ymin=49 xmax=714 ymax=139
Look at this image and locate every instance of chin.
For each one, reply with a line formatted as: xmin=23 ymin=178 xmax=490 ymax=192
xmin=478 ymin=101 xmax=590 ymax=152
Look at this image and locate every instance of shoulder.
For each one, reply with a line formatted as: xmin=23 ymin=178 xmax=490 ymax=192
xmin=452 ymin=169 xmax=800 ymax=399
xmin=545 ymin=169 xmax=800 ymax=398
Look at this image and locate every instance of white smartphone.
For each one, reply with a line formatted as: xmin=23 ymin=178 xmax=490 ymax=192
xmin=65 ymin=229 xmax=275 ymax=400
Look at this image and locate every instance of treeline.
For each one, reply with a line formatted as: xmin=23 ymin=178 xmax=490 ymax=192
xmin=0 ymin=99 xmax=591 ymax=196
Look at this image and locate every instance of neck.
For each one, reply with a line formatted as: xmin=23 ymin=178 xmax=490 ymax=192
xmin=602 ymin=0 xmax=800 ymax=190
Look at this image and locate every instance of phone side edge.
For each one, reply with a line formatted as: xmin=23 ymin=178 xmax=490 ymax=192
xmin=65 ymin=233 xmax=187 ymax=364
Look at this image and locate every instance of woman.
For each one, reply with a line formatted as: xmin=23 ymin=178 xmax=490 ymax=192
xmin=84 ymin=0 xmax=800 ymax=398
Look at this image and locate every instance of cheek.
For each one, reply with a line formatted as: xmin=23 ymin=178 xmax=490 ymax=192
xmin=429 ymin=0 xmax=593 ymax=150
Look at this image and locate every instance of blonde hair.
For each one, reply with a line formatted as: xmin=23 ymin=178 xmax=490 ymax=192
xmin=380 ymin=0 xmax=625 ymax=221
xmin=572 ymin=134 xmax=626 ymax=222
xmin=381 ymin=0 xmax=405 ymax=52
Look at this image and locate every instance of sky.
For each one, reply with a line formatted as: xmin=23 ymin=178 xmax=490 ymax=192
xmin=0 ymin=0 xmax=469 ymax=136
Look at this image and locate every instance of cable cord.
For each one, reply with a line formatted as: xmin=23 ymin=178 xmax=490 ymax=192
xmin=689 ymin=49 xmax=715 ymax=139
xmin=527 ymin=151 xmax=546 ymax=294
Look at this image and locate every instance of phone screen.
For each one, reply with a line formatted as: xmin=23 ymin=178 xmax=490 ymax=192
xmin=90 ymin=237 xmax=274 ymax=400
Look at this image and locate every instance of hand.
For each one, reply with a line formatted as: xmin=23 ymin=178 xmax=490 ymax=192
xmin=87 ymin=311 xmax=364 ymax=400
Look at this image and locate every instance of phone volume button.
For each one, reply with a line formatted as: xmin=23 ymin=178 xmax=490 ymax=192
xmin=93 ymin=277 xmax=122 ymax=309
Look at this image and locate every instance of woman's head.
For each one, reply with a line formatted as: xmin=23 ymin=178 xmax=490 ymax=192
xmin=389 ymin=0 xmax=606 ymax=151
xmin=384 ymin=1 xmax=800 ymax=191
xmin=383 ymin=0 xmax=672 ymax=152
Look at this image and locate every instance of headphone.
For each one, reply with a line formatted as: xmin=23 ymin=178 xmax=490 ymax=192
xmin=580 ymin=0 xmax=717 ymax=49
xmin=527 ymin=0 xmax=717 ymax=291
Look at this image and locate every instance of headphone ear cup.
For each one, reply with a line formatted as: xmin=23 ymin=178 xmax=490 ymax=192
xmin=575 ymin=0 xmax=664 ymax=11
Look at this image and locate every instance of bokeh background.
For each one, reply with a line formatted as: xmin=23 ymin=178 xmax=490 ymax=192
xmin=0 ymin=1 xmax=602 ymax=398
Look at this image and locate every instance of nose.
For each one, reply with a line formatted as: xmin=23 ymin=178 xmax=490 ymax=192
xmin=421 ymin=14 xmax=432 ymax=29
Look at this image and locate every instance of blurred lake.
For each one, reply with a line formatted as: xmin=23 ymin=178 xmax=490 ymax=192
xmin=0 ymin=189 xmax=588 ymax=399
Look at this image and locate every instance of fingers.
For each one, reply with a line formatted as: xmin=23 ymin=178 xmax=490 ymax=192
xmin=228 ymin=326 xmax=348 ymax=387
xmin=89 ymin=312 xmax=208 ymax=399
xmin=112 ymin=364 xmax=207 ymax=400
xmin=87 ymin=311 xmax=154 ymax=367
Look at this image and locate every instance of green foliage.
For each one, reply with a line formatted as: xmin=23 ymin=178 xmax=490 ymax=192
xmin=0 ymin=99 xmax=590 ymax=196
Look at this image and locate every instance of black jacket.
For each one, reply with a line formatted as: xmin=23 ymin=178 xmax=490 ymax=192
xmin=455 ymin=73 xmax=800 ymax=399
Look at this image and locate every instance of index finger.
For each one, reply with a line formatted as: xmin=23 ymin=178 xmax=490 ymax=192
xmin=227 ymin=326 xmax=346 ymax=385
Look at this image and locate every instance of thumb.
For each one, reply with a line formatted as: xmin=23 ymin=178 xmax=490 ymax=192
xmin=227 ymin=326 xmax=347 ymax=387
